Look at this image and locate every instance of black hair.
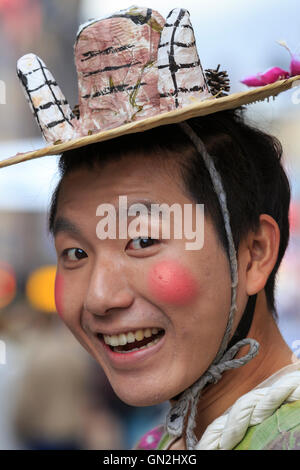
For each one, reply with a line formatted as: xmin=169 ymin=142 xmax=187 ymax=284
xmin=48 ymin=107 xmax=291 ymax=319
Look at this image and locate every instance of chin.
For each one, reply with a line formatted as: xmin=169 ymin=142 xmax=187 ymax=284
xmin=111 ymin=384 xmax=171 ymax=407
xmin=105 ymin=369 xmax=194 ymax=408
xmin=117 ymin=392 xmax=165 ymax=407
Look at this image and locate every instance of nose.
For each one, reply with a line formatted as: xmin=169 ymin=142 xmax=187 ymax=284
xmin=83 ymin=258 xmax=134 ymax=316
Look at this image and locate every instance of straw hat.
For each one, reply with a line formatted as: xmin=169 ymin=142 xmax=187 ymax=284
xmin=0 ymin=5 xmax=299 ymax=169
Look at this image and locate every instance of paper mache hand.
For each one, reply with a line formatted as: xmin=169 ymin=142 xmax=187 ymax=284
xmin=16 ymin=6 xmax=211 ymax=145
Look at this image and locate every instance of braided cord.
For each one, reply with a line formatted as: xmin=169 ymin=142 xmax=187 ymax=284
xmin=165 ymin=122 xmax=260 ymax=449
xmin=196 ymin=369 xmax=300 ymax=449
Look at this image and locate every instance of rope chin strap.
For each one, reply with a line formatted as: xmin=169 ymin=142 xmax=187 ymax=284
xmin=165 ymin=122 xmax=260 ymax=450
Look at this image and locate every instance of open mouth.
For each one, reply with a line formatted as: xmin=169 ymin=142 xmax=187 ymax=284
xmin=97 ymin=328 xmax=165 ymax=354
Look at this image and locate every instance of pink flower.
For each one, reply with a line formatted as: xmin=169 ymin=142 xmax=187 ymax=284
xmin=241 ymin=66 xmax=289 ymax=87
xmin=290 ymin=56 xmax=300 ymax=76
xmin=277 ymin=40 xmax=300 ymax=76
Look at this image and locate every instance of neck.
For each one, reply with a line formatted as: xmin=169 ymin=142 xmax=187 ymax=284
xmin=194 ymin=289 xmax=293 ymax=441
xmin=169 ymin=289 xmax=294 ymax=449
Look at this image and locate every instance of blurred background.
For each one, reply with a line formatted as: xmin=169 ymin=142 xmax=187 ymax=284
xmin=0 ymin=0 xmax=300 ymax=450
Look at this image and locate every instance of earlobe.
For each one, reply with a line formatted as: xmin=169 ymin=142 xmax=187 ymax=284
xmin=245 ymin=214 xmax=280 ymax=296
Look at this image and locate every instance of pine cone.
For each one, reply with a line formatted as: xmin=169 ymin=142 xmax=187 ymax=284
xmin=205 ymin=64 xmax=230 ymax=97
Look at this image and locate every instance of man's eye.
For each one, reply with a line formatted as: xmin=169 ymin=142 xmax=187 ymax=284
xmin=127 ymin=237 xmax=159 ymax=250
xmin=62 ymin=248 xmax=87 ymax=261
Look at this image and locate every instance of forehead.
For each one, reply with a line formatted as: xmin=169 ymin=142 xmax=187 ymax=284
xmin=56 ymin=151 xmax=188 ymax=215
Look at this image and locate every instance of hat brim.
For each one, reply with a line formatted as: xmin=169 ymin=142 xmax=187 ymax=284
xmin=1 ymin=75 xmax=300 ymax=169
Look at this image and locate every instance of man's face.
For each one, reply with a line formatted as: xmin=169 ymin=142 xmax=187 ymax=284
xmin=53 ymin=152 xmax=246 ymax=406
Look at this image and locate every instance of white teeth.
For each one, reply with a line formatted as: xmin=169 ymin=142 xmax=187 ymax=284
xmin=126 ymin=332 xmax=135 ymax=343
xmin=104 ymin=335 xmax=110 ymax=345
xmin=144 ymin=328 xmax=152 ymax=338
xmin=110 ymin=335 xmax=118 ymax=347
xmin=115 ymin=346 xmax=146 ymax=354
xmin=102 ymin=327 xmax=163 ymax=347
xmin=118 ymin=333 xmax=127 ymax=346
xmin=113 ymin=336 xmax=161 ymax=353
xmin=147 ymin=337 xmax=160 ymax=348
xmin=135 ymin=330 xmax=144 ymax=341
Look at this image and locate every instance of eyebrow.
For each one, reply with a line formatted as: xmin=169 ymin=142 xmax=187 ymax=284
xmin=116 ymin=199 xmax=155 ymax=216
xmin=115 ymin=198 xmax=174 ymax=221
xmin=52 ymin=216 xmax=83 ymax=238
xmin=52 ymin=199 xmax=159 ymax=238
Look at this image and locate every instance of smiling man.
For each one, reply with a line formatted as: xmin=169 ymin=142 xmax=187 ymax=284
xmin=5 ymin=4 xmax=300 ymax=451
xmin=47 ymin=109 xmax=300 ymax=450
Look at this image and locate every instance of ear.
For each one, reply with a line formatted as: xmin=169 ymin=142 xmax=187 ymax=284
xmin=242 ymin=214 xmax=280 ymax=296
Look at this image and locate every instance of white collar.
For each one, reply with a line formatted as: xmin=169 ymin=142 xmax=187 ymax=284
xmin=195 ymin=361 xmax=300 ymax=449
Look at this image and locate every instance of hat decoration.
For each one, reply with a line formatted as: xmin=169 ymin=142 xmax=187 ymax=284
xmin=17 ymin=7 xmax=210 ymax=144
xmin=0 ymin=5 xmax=300 ymax=168
xmin=241 ymin=40 xmax=300 ymax=86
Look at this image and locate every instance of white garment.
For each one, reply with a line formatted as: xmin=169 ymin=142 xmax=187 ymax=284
xmin=195 ymin=361 xmax=300 ymax=450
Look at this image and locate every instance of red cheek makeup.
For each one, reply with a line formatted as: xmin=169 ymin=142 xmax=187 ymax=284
xmin=54 ymin=273 xmax=64 ymax=318
xmin=147 ymin=259 xmax=198 ymax=305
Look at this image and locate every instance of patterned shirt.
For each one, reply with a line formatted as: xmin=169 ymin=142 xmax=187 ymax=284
xmin=135 ymin=400 xmax=300 ymax=450
xmin=135 ymin=363 xmax=300 ymax=450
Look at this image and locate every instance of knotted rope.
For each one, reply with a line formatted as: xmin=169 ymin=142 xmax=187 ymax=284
xmin=165 ymin=122 xmax=260 ymax=449
xmin=196 ymin=369 xmax=300 ymax=449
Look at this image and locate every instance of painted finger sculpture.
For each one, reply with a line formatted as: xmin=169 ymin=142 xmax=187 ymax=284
xmin=157 ymin=8 xmax=210 ymax=112
xmin=17 ymin=54 xmax=79 ymax=143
